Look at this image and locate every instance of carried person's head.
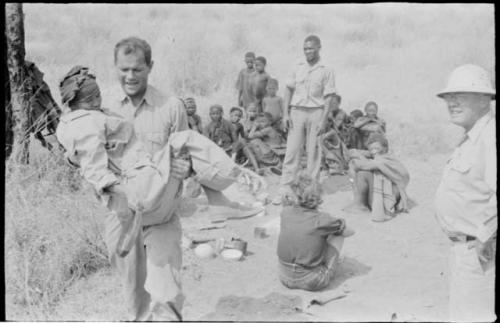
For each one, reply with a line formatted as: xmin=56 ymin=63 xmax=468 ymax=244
xmin=364 ymin=101 xmax=379 ymax=119
xmin=59 ymin=66 xmax=102 ymax=111
xmin=289 ymin=170 xmax=323 ymax=209
xmin=366 ymin=132 xmax=389 ymax=157
xmin=230 ymin=107 xmax=243 ymax=123
xmin=244 ymin=52 xmax=255 ymax=69
xmin=247 ymin=103 xmax=258 ymax=120
xmin=255 ymin=56 xmax=267 ymax=73
xmin=184 ymin=97 xmax=197 ymax=116
xmin=303 ymin=35 xmax=321 ymax=64
xmin=266 ymin=78 xmax=279 ymax=96
xmin=437 ymin=64 xmax=495 ymax=131
xmin=209 ymin=104 xmax=224 ymax=122
xmin=114 ymin=37 xmax=153 ymax=100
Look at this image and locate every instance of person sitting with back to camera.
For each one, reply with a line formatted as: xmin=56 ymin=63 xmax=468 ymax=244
xmin=277 ymin=170 xmax=355 ymax=291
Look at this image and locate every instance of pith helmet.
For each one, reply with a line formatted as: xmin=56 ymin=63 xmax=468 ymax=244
xmin=437 ymin=64 xmax=495 ymax=99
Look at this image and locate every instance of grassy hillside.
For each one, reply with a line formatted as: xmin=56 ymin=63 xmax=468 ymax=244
xmin=6 ymin=3 xmax=495 ymax=320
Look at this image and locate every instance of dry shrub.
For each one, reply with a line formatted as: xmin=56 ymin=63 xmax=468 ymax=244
xmin=5 ymin=141 xmax=109 ymax=319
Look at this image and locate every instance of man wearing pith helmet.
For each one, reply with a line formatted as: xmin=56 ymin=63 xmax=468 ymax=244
xmin=434 ymin=64 xmax=496 ymax=323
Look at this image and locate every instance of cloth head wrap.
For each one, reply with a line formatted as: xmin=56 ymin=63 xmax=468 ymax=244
xmin=59 ymin=66 xmax=100 ymax=109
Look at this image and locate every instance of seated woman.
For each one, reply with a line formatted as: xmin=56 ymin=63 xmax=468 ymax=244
xmin=56 ymin=66 xmax=260 ymax=256
xmin=352 ymin=101 xmax=386 ymax=149
xmin=247 ymin=112 xmax=286 ymax=174
xmin=277 ymin=170 xmax=355 ymax=291
xmin=344 ymin=133 xmax=411 ymax=222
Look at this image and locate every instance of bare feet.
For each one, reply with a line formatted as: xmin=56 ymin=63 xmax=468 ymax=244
xmin=341 ymin=226 xmax=356 ymax=237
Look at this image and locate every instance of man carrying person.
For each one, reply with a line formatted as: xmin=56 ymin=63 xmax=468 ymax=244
xmin=280 ymin=35 xmax=339 ymax=202
xmin=103 ymin=36 xmax=258 ymax=321
xmin=434 ymin=64 xmax=496 ymax=323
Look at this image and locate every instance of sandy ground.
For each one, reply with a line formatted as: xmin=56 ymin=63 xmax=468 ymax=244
xmin=51 ymin=153 xmax=452 ymax=322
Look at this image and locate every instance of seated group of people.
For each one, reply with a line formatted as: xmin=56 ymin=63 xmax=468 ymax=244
xmin=183 ymin=97 xmax=286 ymax=175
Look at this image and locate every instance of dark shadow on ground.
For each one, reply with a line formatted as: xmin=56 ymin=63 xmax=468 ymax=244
xmin=325 ymin=256 xmax=372 ymax=291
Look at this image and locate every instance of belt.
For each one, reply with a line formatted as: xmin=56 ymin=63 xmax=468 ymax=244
xmin=449 ymin=235 xmax=476 ymax=242
xmin=291 ymin=105 xmax=324 ymax=110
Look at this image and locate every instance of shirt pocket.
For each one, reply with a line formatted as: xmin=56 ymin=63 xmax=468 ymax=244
xmin=137 ymin=131 xmax=167 ymax=154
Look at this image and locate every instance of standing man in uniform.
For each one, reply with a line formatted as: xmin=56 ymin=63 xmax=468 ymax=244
xmin=434 ymin=64 xmax=496 ymax=323
xmin=280 ymin=35 xmax=339 ymax=200
xmin=102 ymin=37 xmax=253 ymax=321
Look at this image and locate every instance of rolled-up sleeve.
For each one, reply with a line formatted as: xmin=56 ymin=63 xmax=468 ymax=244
xmin=165 ymin=97 xmax=189 ymax=133
xmin=315 ymin=212 xmax=346 ymax=236
xmin=323 ymin=67 xmax=336 ymax=98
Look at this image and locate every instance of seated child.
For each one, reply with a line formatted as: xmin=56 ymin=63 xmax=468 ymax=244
xmin=344 ymin=133 xmax=411 ymax=222
xmin=229 ymin=106 xmax=245 ymax=139
xmin=262 ymin=78 xmax=285 ymax=135
xmin=183 ymin=97 xmax=203 ymax=133
xmin=347 ymin=109 xmax=364 ymax=149
xmin=319 ymin=110 xmax=350 ymax=176
xmin=277 ymin=170 xmax=355 ymax=291
xmin=229 ymin=106 xmax=261 ymax=172
xmin=353 ymin=101 xmax=386 ymax=149
xmin=247 ymin=112 xmax=287 ymax=171
xmin=250 ymin=56 xmax=270 ymax=112
xmin=203 ymin=104 xmax=238 ymax=156
xmin=56 ymin=66 xmax=247 ymax=256
xmin=243 ymin=102 xmax=259 ymax=135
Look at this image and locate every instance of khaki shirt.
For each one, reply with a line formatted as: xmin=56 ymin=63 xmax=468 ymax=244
xmin=434 ymin=111 xmax=497 ymax=243
xmin=286 ymin=59 xmax=336 ymax=108
xmin=103 ymin=85 xmax=189 ymax=155
xmin=56 ymin=109 xmax=152 ymax=194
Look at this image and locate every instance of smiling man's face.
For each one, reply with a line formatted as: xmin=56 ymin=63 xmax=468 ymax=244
xmin=441 ymin=92 xmax=491 ymax=131
xmin=115 ymin=48 xmax=152 ymax=101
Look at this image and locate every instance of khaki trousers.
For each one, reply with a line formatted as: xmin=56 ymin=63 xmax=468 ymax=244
xmin=104 ymin=211 xmax=184 ymax=321
xmin=449 ymin=240 xmax=496 ymax=323
xmin=281 ymin=107 xmax=324 ymax=185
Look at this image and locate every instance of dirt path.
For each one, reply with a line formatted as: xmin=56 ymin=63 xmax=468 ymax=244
xmin=53 ymin=153 xmax=451 ymax=322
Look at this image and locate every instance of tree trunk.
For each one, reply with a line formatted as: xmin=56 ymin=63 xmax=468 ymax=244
xmin=6 ymin=3 xmax=30 ymax=164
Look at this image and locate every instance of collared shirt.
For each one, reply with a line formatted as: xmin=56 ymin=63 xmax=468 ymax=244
xmin=286 ymin=59 xmax=336 ymax=108
xmin=277 ymin=205 xmax=345 ymax=268
xmin=103 ymin=85 xmax=189 ymax=155
xmin=434 ymin=110 xmax=497 ymax=243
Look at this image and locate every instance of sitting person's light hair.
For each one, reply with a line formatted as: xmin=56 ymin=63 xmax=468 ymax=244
xmin=286 ymin=170 xmax=323 ymax=209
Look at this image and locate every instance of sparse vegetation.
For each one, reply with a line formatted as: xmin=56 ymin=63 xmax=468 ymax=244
xmin=5 ymin=3 xmax=494 ymax=320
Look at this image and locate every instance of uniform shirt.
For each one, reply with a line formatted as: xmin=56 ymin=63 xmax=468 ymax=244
xmin=262 ymin=95 xmax=284 ymax=121
xmin=103 ymin=85 xmax=189 ymax=156
xmin=203 ymin=118 xmax=237 ymax=151
xmin=434 ymin=111 xmax=497 ymax=243
xmin=277 ymin=205 xmax=345 ymax=268
xmin=56 ymin=109 xmax=151 ymax=194
xmin=286 ymin=59 xmax=336 ymax=108
xmin=236 ymin=68 xmax=256 ymax=108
